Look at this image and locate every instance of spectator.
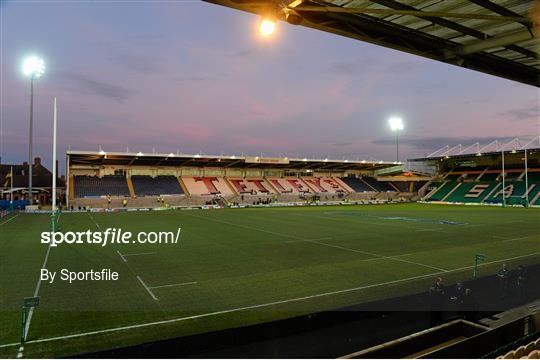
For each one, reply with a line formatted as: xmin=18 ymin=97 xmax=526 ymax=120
xmin=429 ymin=277 xmax=446 ymax=326
xmin=458 ymin=288 xmax=478 ymax=321
xmin=516 ymin=265 xmax=528 ymax=301
xmin=498 ymin=263 xmax=510 ymax=299
xmin=450 ymin=282 xmax=465 ymax=302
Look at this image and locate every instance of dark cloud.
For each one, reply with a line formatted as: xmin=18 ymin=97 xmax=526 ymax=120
xmin=108 ymin=53 xmax=160 ymax=74
xmin=326 ymin=59 xmax=375 ymax=75
xmin=384 ymin=61 xmax=423 ymax=74
xmin=331 ymin=141 xmax=353 ymax=147
xmin=326 ymin=59 xmax=423 ymax=76
xmin=174 ymin=76 xmax=209 ymax=82
xmin=57 ymin=72 xmax=134 ymax=102
xmin=229 ymin=49 xmax=252 ymax=58
xmin=412 ymin=82 xmax=448 ymax=94
xmin=501 ymin=105 xmax=539 ymax=121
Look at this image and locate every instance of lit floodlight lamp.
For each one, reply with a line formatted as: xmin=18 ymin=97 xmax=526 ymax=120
xmin=259 ymin=17 xmax=277 ymax=36
xmin=168 ymin=152 xmax=175 ymax=157
xmin=136 ymin=152 xmax=144 ymax=156
xmin=388 ymin=116 xmax=404 ymax=162
xmin=22 ymin=56 xmax=46 ymax=78
xmin=99 ymin=150 xmax=106 ymax=155
xmin=388 ymin=116 xmax=404 ymax=131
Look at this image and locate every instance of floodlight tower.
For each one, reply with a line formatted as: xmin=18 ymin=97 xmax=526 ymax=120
xmin=389 ymin=116 xmax=404 ymax=162
xmin=22 ymin=56 xmax=46 ymax=204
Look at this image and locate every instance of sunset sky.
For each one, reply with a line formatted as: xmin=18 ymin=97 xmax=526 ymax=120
xmin=1 ymin=1 xmax=538 ymax=172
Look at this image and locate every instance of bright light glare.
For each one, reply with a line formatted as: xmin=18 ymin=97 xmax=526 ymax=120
xmin=22 ymin=56 xmax=46 ymax=78
xmin=259 ymin=18 xmax=276 ymax=36
xmin=389 ymin=116 xmax=404 ymax=131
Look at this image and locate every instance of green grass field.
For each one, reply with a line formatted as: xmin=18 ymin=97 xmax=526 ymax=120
xmin=1 ymin=203 xmax=539 ymax=358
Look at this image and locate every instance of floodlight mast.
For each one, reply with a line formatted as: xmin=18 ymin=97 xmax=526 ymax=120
xmin=389 ymin=117 xmax=404 ymax=162
xmin=22 ymin=56 xmax=46 ymax=205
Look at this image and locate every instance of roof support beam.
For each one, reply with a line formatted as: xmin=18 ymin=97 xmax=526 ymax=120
xmin=367 ymin=0 xmax=536 ymax=59
xmin=459 ymin=28 xmax=536 ymax=56
xmin=468 ymin=0 xmax=532 ymax=28
xmin=291 ymin=5 xmax=529 ymax=22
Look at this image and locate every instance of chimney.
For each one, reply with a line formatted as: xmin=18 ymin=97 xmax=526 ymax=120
xmin=34 ymin=157 xmax=41 ymax=166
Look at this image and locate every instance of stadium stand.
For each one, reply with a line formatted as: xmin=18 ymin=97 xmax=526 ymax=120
xmin=424 ymin=169 xmax=540 ymax=205
xmin=74 ymin=175 xmax=130 ymax=197
xmin=65 ymin=152 xmax=435 ymax=209
xmin=339 ymin=176 xmax=375 ymax=193
xmin=362 ymin=177 xmax=395 ymax=192
xmin=131 ymin=175 xmax=184 ymax=196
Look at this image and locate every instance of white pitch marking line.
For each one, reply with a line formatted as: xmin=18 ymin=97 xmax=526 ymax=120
xmin=285 ymin=237 xmax=333 ymax=243
xmin=1 ymin=252 xmax=539 ymax=350
xmin=21 ymin=211 xmax=62 ymax=349
xmin=0 ymin=213 xmax=20 ymax=226
xmin=116 ymin=250 xmax=127 ymax=263
xmin=137 ymin=276 xmax=159 ymax=301
xmin=87 ymin=211 xmax=101 ymax=229
xmin=307 ymin=240 xmax=449 ymax=272
xmin=502 ymin=236 xmax=530 ymax=243
xmin=182 ymin=212 xmax=301 ymax=239
xmin=150 ymin=281 xmax=198 ymax=289
xmin=123 ymin=252 xmax=157 ymax=257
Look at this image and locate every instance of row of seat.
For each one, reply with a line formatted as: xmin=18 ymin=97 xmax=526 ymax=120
xmin=425 ymin=177 xmax=540 ymax=205
xmin=74 ymin=175 xmax=130 ymax=197
xmin=498 ymin=337 xmax=540 ymax=359
xmin=131 ymin=175 xmax=184 ymax=196
xmin=73 ymin=175 xmax=420 ymax=198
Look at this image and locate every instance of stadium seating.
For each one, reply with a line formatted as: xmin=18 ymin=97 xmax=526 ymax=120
xmin=131 ymin=175 xmax=184 ymax=196
xmin=443 ymin=182 xmax=499 ymax=203
xmin=498 ymin=337 xmax=540 ymax=359
xmin=390 ymin=181 xmax=409 ymax=192
xmin=74 ymin=175 xmax=130 ymax=197
xmin=361 ymin=177 xmax=396 ymax=192
xmin=301 ymin=177 xmax=348 ymax=193
xmin=426 ymin=181 xmax=458 ymax=201
xmin=424 ymin=168 xmax=540 ymax=205
xmin=266 ymin=177 xmax=312 ymax=194
xmin=339 ymin=176 xmax=375 ymax=192
xmin=181 ymin=177 xmax=234 ymax=196
xmin=226 ymin=178 xmax=275 ymax=195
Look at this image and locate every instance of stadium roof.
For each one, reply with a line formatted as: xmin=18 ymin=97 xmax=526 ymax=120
xmin=204 ymin=0 xmax=540 ymax=87
xmin=409 ymin=147 xmax=540 ymax=163
xmin=409 ymin=136 xmax=540 ymax=161
xmin=67 ymin=151 xmax=399 ymax=171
